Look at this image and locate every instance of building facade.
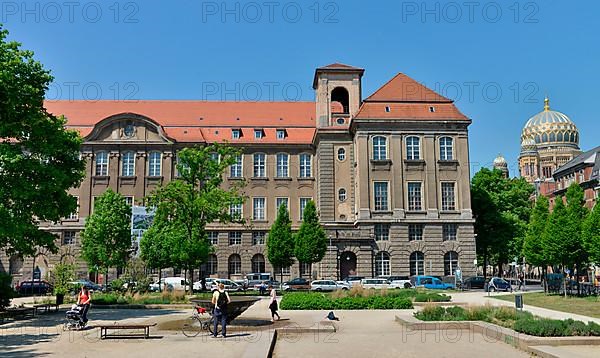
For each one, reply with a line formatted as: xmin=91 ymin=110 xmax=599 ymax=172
xmin=2 ymin=64 xmax=476 ymax=284
xmin=550 ymin=146 xmax=600 ymax=209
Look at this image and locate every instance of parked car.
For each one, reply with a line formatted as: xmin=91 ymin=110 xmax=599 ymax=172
xmin=210 ymin=278 xmax=245 ymax=292
xmin=69 ymin=279 xmax=103 ymax=292
xmin=387 ymin=277 xmax=413 ymax=289
xmin=252 ymin=278 xmax=280 ymax=290
xmin=486 ymin=277 xmax=512 ymax=292
xmin=360 ymin=278 xmax=390 ymax=289
xmin=282 ymin=278 xmax=311 ymax=291
xmin=17 ymin=280 xmax=53 ymax=295
xmin=335 ymin=281 xmax=352 ymax=290
xmin=149 ymin=277 xmax=190 ymax=291
xmin=311 ymin=280 xmax=349 ymax=291
xmin=192 ymin=278 xmax=216 ymax=292
xmin=411 ymin=276 xmax=454 ymax=290
xmin=245 ymin=273 xmax=273 ymax=289
xmin=463 ymin=276 xmax=486 ymax=289
xmin=342 ymin=276 xmax=365 ymax=287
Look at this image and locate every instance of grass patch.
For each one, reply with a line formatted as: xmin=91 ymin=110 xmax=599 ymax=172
xmin=492 ymin=292 xmax=600 ymax=319
xmin=414 ymin=305 xmax=600 ymax=337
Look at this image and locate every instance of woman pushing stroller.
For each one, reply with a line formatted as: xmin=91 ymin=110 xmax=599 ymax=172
xmin=77 ymin=286 xmax=92 ymax=324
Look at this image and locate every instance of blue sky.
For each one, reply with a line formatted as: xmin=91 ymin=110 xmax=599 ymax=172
xmin=4 ymin=0 xmax=599 ymax=175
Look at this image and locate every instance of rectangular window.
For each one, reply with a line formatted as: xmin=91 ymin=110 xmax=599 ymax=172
xmin=253 ymin=197 xmax=266 ymax=221
xmin=406 ymin=136 xmax=421 ymax=160
xmin=121 ymin=151 xmax=135 ymax=176
xmin=443 ymin=224 xmax=458 ymax=241
xmin=252 ymin=231 xmax=266 ymax=245
xmin=407 ymin=182 xmax=422 ymax=211
xmin=95 ymin=151 xmax=109 ymax=176
xmin=299 ymin=198 xmax=311 ymax=220
xmin=441 ymin=182 xmax=456 ymax=211
xmin=439 ymin=137 xmax=454 ymax=161
xmin=299 ymin=153 xmax=312 ymax=178
xmin=63 ymin=231 xmax=76 ymax=245
xmin=68 ymin=197 xmax=79 ymax=220
xmin=148 ymin=152 xmax=162 ymax=177
xmin=276 ymin=129 xmax=286 ymax=140
xmin=229 ymin=232 xmax=242 ymax=245
xmin=254 ymin=129 xmax=264 ymax=139
xmin=373 ymin=182 xmax=389 ymax=211
xmin=276 ymin=153 xmax=289 ymax=178
xmin=253 ymin=153 xmax=266 ymax=178
xmin=374 ymin=224 xmax=389 ymax=241
xmin=408 ymin=224 xmax=423 ymax=241
xmin=232 ymin=129 xmax=241 ymax=139
xmin=275 ymin=266 xmax=291 ymax=275
xmin=372 ymin=136 xmax=387 ymax=161
xmin=300 ymin=262 xmax=311 ymax=276
xmin=276 ymin=197 xmax=289 ymax=210
xmin=230 ymin=154 xmax=243 ymax=178
xmin=207 ymin=232 xmax=219 ymax=245
xmin=229 ymin=203 xmax=243 ymax=219
xmin=124 ymin=196 xmax=134 ymax=207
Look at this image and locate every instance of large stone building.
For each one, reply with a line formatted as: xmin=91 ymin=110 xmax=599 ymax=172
xmin=2 ymin=64 xmax=477 ymax=284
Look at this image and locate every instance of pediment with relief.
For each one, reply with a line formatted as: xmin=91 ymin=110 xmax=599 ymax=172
xmin=85 ymin=113 xmax=173 ymax=144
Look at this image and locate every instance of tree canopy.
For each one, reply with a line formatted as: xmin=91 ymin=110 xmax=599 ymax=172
xmin=583 ymin=203 xmax=600 ymax=264
xmin=522 ymin=195 xmax=549 ymax=267
xmin=267 ymin=204 xmax=295 ymax=282
xmin=294 ymin=200 xmax=327 ymax=276
xmin=0 ymin=25 xmax=85 ymax=256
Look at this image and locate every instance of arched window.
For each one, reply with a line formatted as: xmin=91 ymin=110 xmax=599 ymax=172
xmin=439 ymin=137 xmax=453 ymax=161
xmin=549 ymin=132 xmax=556 ymax=142
xmin=95 ymin=151 xmax=109 ymax=176
xmin=535 ymin=135 xmax=541 ymax=143
xmin=337 ymin=148 xmax=346 ymax=161
xmin=121 ymin=151 xmax=135 ymax=176
xmin=406 ymin=136 xmax=421 ymax=160
xmin=331 ymin=87 xmax=349 ymax=114
xmin=228 ymin=254 xmax=242 ymax=276
xmin=251 ymin=254 xmax=266 ymax=273
xmin=557 ymin=132 xmax=564 ymax=142
xmin=375 ymin=252 xmax=391 ymax=276
xmin=444 ymin=251 xmax=459 ymax=276
xmin=372 ymin=136 xmax=387 ymax=161
xmin=338 ymin=188 xmax=347 ymax=202
xmin=207 ymin=254 xmax=218 ymax=275
xmin=409 ymin=251 xmax=425 ymax=276
xmin=148 ymin=151 xmax=162 ymax=177
xmin=276 ymin=153 xmax=289 ymax=178
xmin=299 ymin=153 xmax=312 ymax=178
xmin=542 ymin=133 xmax=548 ymax=142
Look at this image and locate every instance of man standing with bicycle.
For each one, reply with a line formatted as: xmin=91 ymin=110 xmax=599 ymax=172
xmin=211 ymin=283 xmax=231 ymax=338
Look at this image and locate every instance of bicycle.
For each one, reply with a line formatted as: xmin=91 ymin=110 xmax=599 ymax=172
xmin=181 ymin=305 xmax=223 ymax=337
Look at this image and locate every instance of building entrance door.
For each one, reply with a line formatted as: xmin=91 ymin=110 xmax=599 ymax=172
xmin=339 ymin=251 xmax=357 ymax=280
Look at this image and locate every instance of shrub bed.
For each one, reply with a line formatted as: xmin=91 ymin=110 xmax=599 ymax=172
xmin=92 ymin=291 xmax=188 ymax=305
xmin=280 ymin=292 xmax=413 ymax=310
xmin=414 ymin=305 xmax=600 ymax=337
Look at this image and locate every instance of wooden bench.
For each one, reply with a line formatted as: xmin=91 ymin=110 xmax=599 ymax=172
xmin=33 ymin=303 xmax=60 ymax=315
xmin=99 ymin=323 xmax=157 ymax=339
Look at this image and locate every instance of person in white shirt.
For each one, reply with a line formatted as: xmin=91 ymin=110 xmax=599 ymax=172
xmin=268 ymin=284 xmax=280 ymax=322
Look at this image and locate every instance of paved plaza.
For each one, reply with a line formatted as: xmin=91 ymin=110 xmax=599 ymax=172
xmin=2 ymin=292 xmax=600 ymax=357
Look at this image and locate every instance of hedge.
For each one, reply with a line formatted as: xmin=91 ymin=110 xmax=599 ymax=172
xmin=280 ymin=292 xmax=413 ymax=310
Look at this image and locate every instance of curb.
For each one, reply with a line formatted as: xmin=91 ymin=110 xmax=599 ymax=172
xmin=266 ymin=322 xmax=337 ymax=358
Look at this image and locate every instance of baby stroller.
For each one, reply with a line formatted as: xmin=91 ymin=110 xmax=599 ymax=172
xmin=63 ymin=304 xmax=87 ymax=331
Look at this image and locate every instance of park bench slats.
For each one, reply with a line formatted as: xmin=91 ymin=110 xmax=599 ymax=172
xmin=99 ymin=323 xmax=157 ymax=339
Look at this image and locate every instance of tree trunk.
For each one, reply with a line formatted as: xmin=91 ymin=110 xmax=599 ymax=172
xmin=542 ymin=266 xmax=547 ymax=294
xmin=105 ymin=268 xmax=109 ymax=290
xmin=159 ymin=268 xmax=162 ymax=292
xmin=563 ymin=265 xmax=567 ymax=298
xmin=190 ymin=265 xmax=194 ymax=294
xmin=483 ymin=252 xmax=488 ymax=279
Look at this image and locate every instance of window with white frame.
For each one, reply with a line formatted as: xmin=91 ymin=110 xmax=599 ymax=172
xmin=406 ymin=136 xmax=421 ymax=160
xmin=276 ymin=197 xmax=289 ymax=210
xmin=228 ymin=232 xmax=242 ymax=245
xmin=372 ymin=136 xmax=387 ymax=161
xmin=207 ymin=232 xmax=218 ymax=245
xmin=441 ymin=182 xmax=456 ymax=211
xmin=375 ymin=252 xmax=391 ymax=276
xmin=252 ymin=231 xmax=266 ymax=245
xmin=148 ymin=151 xmax=162 ymax=177
xmin=444 ymin=251 xmax=459 ymax=276
xmin=232 ymin=129 xmax=241 ymax=139
xmin=337 ymin=148 xmax=346 ymax=161
xmin=276 ymin=129 xmax=286 ymax=140
xmin=374 ymin=224 xmax=389 ymax=241
xmin=439 ymin=137 xmax=454 ymax=161
xmin=124 ymin=196 xmax=134 ymax=207
xmin=275 ymin=266 xmax=291 ymax=275
xmin=63 ymin=231 xmax=76 ymax=245
xmin=408 ymin=224 xmax=423 ymax=241
xmin=299 ymin=153 xmax=312 ymax=177
xmin=338 ymin=188 xmax=347 ymax=202
xmin=300 ymin=262 xmax=312 ymax=277
xmin=443 ymin=224 xmax=457 ymax=241
xmin=373 ymin=182 xmax=389 ymax=211
xmin=229 ymin=203 xmax=242 ymax=219
xmin=230 ymin=154 xmax=243 ymax=178
xmin=228 ymin=254 xmax=241 ymax=274
xmin=409 ymin=251 xmax=425 ymax=276
xmin=407 ymin=182 xmax=422 ymax=211
xmin=254 ymin=129 xmax=264 ymax=139
xmin=121 ymin=151 xmax=135 ymax=176
xmin=210 ymin=152 xmax=220 ymax=163
xmin=95 ymin=151 xmax=109 ymax=176
xmin=253 ymin=153 xmax=266 ymax=177
xmin=276 ymin=153 xmax=289 ymax=178
xmin=299 ymin=198 xmax=311 ymax=220
xmin=253 ymin=197 xmax=266 ymax=220
xmin=68 ymin=197 xmax=79 ymax=220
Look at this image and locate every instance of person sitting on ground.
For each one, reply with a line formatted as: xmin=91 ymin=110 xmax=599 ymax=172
xmin=268 ymin=284 xmax=280 ymax=322
xmin=77 ymin=286 xmax=92 ymax=324
xmin=211 ymin=283 xmax=231 ymax=338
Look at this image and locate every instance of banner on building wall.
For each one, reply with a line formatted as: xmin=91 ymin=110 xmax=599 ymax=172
xmin=131 ymin=206 xmax=155 ymax=256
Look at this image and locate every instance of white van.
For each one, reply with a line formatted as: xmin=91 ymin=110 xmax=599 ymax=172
xmin=160 ymin=277 xmax=189 ymax=291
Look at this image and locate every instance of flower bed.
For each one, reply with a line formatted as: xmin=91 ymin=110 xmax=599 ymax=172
xmin=414 ymin=305 xmax=600 ymax=337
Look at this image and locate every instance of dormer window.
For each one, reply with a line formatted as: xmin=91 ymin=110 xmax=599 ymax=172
xmin=254 ymin=129 xmax=264 ymax=139
xmin=276 ymin=129 xmax=286 ymax=140
xmin=429 ymin=106 xmax=435 ymax=113
xmin=385 ymin=106 xmax=391 ymax=113
xmin=232 ymin=129 xmax=241 ymax=139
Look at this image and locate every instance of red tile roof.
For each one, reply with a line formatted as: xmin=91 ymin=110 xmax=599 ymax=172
xmin=365 ymin=73 xmax=451 ymax=103
xmin=317 ymin=63 xmax=364 ymax=71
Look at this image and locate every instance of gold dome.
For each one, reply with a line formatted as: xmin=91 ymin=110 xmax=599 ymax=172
xmin=521 ymin=97 xmax=579 ymax=148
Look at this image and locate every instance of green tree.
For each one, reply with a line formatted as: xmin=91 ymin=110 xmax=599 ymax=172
xmin=583 ymin=203 xmax=600 ymax=265
xmin=543 ymin=198 xmax=572 ymax=296
xmin=0 ymin=25 xmax=84 ymax=257
xmin=294 ymin=200 xmax=327 ymax=278
xmin=49 ymin=263 xmax=75 ymax=303
xmin=80 ymin=189 xmax=132 ymax=287
xmin=139 ymin=225 xmax=172 ymax=291
xmin=267 ymin=204 xmax=295 ymax=283
xmin=564 ymin=184 xmax=590 ymax=291
xmin=144 ymin=144 xmax=244 ymax=293
xmin=522 ymin=195 xmax=550 ymax=290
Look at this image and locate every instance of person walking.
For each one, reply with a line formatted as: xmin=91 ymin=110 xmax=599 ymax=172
xmin=518 ymin=272 xmax=525 ymax=291
xmin=268 ymin=284 xmax=280 ymax=322
xmin=211 ymin=283 xmax=231 ymax=338
xmin=77 ymin=286 xmax=92 ymax=325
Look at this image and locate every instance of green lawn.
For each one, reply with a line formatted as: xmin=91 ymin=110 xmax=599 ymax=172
xmin=493 ymin=292 xmax=600 ymax=319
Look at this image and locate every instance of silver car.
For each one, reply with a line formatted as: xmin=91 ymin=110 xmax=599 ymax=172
xmin=210 ymin=278 xmax=244 ymax=292
xmin=311 ymin=280 xmax=349 ymax=291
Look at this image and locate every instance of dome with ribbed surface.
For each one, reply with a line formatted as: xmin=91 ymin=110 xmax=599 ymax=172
xmin=521 ymin=97 xmax=579 ymax=148
xmin=493 ymin=154 xmax=507 ymax=167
